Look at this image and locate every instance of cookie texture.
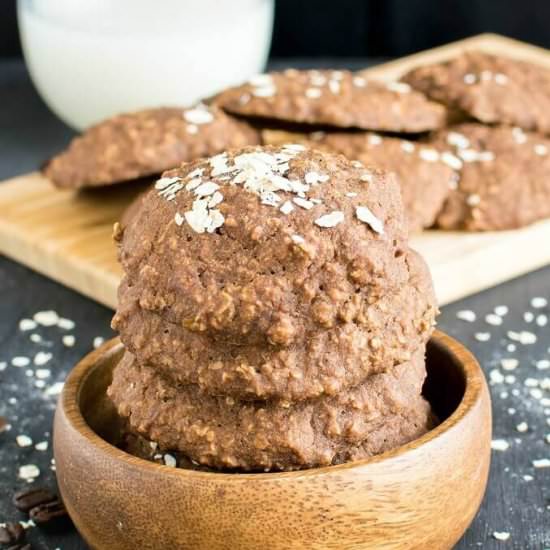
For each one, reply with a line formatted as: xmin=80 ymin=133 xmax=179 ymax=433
xmin=431 ymin=123 xmax=550 ymax=230
xmin=114 ymin=248 xmax=435 ymax=400
xmin=112 ymin=146 xmax=436 ymax=399
xmin=43 ymin=105 xmax=260 ymax=189
xmin=262 ymin=129 xmax=457 ymax=231
xmin=108 ymin=347 xmax=432 ymax=471
xmin=402 ymin=51 xmax=550 ymax=134
xmin=214 ymin=70 xmax=447 ymax=132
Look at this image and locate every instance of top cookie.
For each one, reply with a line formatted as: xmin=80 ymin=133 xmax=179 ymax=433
xmin=114 ymin=144 xmax=411 ymax=350
xmin=43 ymin=104 xmax=260 ymax=189
xmin=214 ymin=69 xmax=447 ymax=132
xmin=402 ymin=51 xmax=550 ymax=134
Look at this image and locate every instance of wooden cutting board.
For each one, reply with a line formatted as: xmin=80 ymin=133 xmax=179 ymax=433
xmin=1 ymin=33 xmax=550 ymax=310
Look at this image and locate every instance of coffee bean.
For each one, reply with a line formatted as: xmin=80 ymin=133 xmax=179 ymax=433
xmin=29 ymin=498 xmax=70 ymax=530
xmin=13 ymin=486 xmax=56 ymax=512
xmin=0 ymin=522 xmax=24 ymax=544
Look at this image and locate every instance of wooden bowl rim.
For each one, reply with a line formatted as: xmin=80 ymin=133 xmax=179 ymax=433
xmin=58 ymin=329 xmax=484 ymax=480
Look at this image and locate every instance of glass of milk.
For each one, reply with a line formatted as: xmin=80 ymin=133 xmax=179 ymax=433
xmin=17 ymin=0 xmax=274 ymax=130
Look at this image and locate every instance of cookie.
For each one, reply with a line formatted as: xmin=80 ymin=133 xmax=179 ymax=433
xmin=113 ymin=248 xmax=436 ymax=401
xmin=430 ymin=123 xmax=550 ymax=230
xmin=402 ymin=51 xmax=550 ymax=134
xmin=113 ymin=145 xmax=411 ymax=348
xmin=108 ymin=346 xmax=432 ymax=471
xmin=214 ymin=69 xmax=447 ymax=132
xmin=43 ymin=104 xmax=260 ymax=189
xmin=262 ymin=129 xmax=457 ymax=231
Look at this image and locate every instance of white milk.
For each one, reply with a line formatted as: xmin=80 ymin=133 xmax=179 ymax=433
xmin=17 ymin=0 xmax=274 ymax=129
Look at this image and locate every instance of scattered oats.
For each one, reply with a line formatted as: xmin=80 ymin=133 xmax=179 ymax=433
xmin=523 ymin=474 xmax=534 ymax=482
xmin=492 ymin=531 xmax=510 ymax=542
xmin=494 ymin=73 xmax=509 ymax=85
xmin=457 ymin=310 xmax=476 ymax=322
xmin=20 ymin=519 xmax=35 ymax=529
xmin=252 ymin=85 xmax=276 ymax=98
xmin=542 ymin=398 xmax=550 ymax=406
xmin=356 ymin=206 xmax=384 ymax=234
xmin=331 ymin=71 xmax=344 ymax=80
xmin=545 ymin=434 xmax=550 ymax=444
xmin=345 ymin=192 xmax=358 ymax=198
xmin=491 ymin=439 xmax=510 ymax=451
xmin=155 ymin=176 xmax=180 ymax=190
xmin=16 ymin=435 xmax=33 ymax=447
xmin=293 ymin=197 xmax=314 ymax=210
xmin=500 ymin=391 xmax=508 ymax=399
xmin=183 ymin=105 xmax=214 ymax=125
xmin=494 ymin=305 xmax=508 ymax=316
xmin=441 ymin=151 xmax=463 ymax=170
xmin=524 ymin=378 xmax=539 ymax=388
xmin=35 ymin=380 xmax=45 ymax=388
xmin=0 ymin=361 xmax=6 ymax=371
xmin=524 ymin=311 xmax=535 ymax=323
xmin=508 ymin=408 xmax=516 ymax=415
xmin=360 ymin=172 xmax=373 ymax=183
xmin=419 ymin=148 xmax=439 ymax=162
xmin=44 ymin=382 xmax=64 ymax=397
xmin=25 ymin=369 xmax=33 ymax=377
xmin=163 ymin=454 xmax=177 ymax=467
xmin=309 ymin=73 xmax=327 ymax=87
xmin=485 ymin=313 xmax=502 ymax=326
xmin=541 ymin=378 xmax=550 ymax=390
xmin=34 ymin=351 xmax=52 ymax=366
xmin=386 ymin=81 xmax=411 ymax=93
xmin=401 ymin=141 xmax=415 ymax=153
xmin=35 ymin=369 xmax=51 ymax=379
xmin=489 ymin=369 xmax=504 ymax=384
xmin=534 ymin=144 xmax=548 ymax=156
xmin=507 ymin=343 xmax=516 ymax=352
xmin=533 ymin=458 xmax=550 ymax=468
xmin=352 ymin=76 xmax=367 ymax=87
xmin=328 ymin=79 xmax=341 ymax=94
xmin=291 ymin=234 xmax=305 ymax=245
xmin=33 ymin=310 xmax=59 ymax=327
xmin=512 ymin=127 xmax=527 ymax=144
xmin=512 ymin=389 xmax=520 ymax=397
xmin=248 ymin=74 xmax=273 ymax=87
xmin=194 ymin=182 xmax=220 ymax=197
xmin=304 ymin=171 xmax=329 ymax=186
xmin=531 ymin=297 xmax=548 ymax=308
xmin=536 ymin=314 xmax=548 ymax=327
xmin=475 ymin=332 xmax=491 ymax=342
xmin=174 ymin=212 xmax=184 ymax=226
xmin=34 ymin=440 xmax=48 ymax=451
xmin=62 ymin=335 xmax=75 ymax=347
xmin=314 ymin=211 xmax=344 ymax=228
xmin=458 ymin=148 xmax=480 ymax=162
xmin=507 ymin=331 xmax=537 ymax=344
xmin=500 ymin=358 xmax=518 ymax=371
xmin=280 ymin=200 xmax=294 ymax=215
xmin=447 ymin=131 xmax=470 ymax=149
xmin=186 ymin=124 xmax=198 ymax=135
xmin=516 ymin=422 xmax=528 ymax=433
xmin=467 ymin=194 xmax=481 ymax=206
xmin=530 ymin=388 xmax=543 ymax=400
xmin=305 ymin=87 xmax=322 ymax=99
xmin=19 ymin=464 xmax=40 ymax=481
xmin=93 ymin=337 xmax=105 ymax=349
xmin=19 ymin=319 xmax=37 ymax=331
xmin=505 ymin=375 xmax=516 ymax=384
xmin=57 ymin=317 xmax=75 ymax=330
xmin=12 ymin=356 xmax=30 ymax=367
xmin=367 ymin=134 xmax=382 ymax=146
xmin=536 ymin=359 xmax=550 ymax=370
xmin=479 ymin=151 xmax=495 ymax=162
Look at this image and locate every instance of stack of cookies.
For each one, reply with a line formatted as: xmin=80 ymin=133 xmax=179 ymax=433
xmin=107 ymin=145 xmax=438 ymax=471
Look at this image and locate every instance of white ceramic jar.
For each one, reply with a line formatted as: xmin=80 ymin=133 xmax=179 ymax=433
xmin=17 ymin=0 xmax=274 ymax=130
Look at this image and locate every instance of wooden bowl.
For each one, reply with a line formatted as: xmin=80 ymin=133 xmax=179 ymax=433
xmin=53 ymin=330 xmax=491 ymax=550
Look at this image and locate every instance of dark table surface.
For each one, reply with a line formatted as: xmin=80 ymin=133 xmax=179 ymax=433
xmin=0 ymin=59 xmax=549 ymax=550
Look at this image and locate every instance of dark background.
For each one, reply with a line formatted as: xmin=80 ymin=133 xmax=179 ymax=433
xmin=2 ymin=0 xmax=550 ymax=60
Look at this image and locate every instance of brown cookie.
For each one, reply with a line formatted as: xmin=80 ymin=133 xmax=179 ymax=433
xmin=402 ymin=51 xmax=550 ymax=134
xmin=43 ymin=105 xmax=260 ymax=189
xmin=113 ymin=248 xmax=436 ymax=401
xmin=430 ymin=123 xmax=550 ymax=230
xmin=108 ymin=346 xmax=432 ymax=472
xmin=214 ymin=69 xmax=447 ymax=132
xmin=262 ymin=129 xmax=457 ymax=231
xmin=113 ymin=145 xmax=412 ymax=350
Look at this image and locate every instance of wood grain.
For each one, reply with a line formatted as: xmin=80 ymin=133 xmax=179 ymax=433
xmin=53 ymin=330 xmax=492 ymax=550
xmin=1 ymin=34 xmax=550 ymax=308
